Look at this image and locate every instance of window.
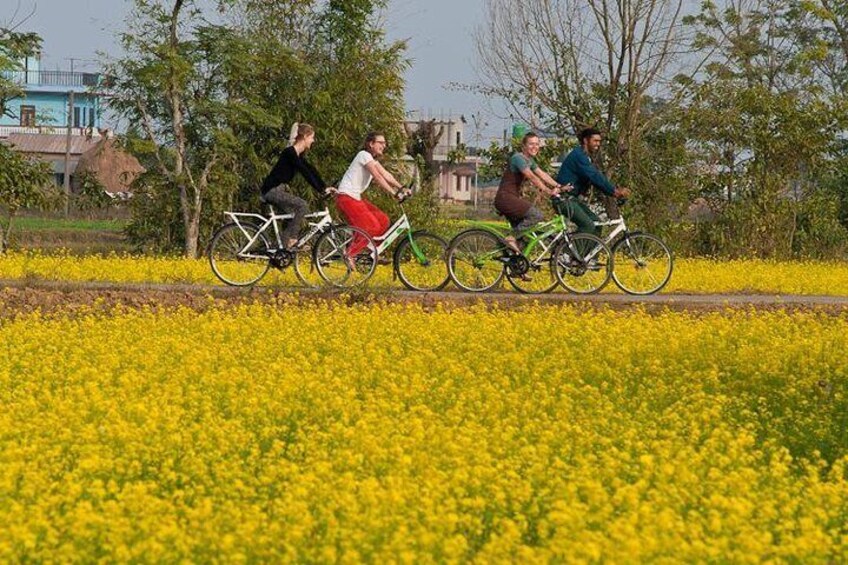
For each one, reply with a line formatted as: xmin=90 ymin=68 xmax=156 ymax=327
xmin=456 ymin=176 xmax=461 ymax=193
xmin=456 ymin=131 xmax=461 ymax=145
xmin=20 ymin=105 xmax=35 ymax=127
xmin=73 ymin=107 xmax=81 ymax=128
xmin=82 ymin=108 xmax=93 ymax=128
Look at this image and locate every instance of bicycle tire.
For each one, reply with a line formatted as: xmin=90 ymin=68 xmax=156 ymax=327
xmin=611 ymin=232 xmax=673 ymax=295
xmin=394 ymin=231 xmax=450 ymax=292
xmin=313 ymin=225 xmax=376 ymax=288
xmin=447 ymin=229 xmax=506 ymax=292
xmin=208 ymin=223 xmax=271 ymax=286
xmin=553 ymin=233 xmax=612 ymax=294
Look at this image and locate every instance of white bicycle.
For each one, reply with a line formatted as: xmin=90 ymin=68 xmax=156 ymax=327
xmin=208 ymin=200 xmax=372 ymax=288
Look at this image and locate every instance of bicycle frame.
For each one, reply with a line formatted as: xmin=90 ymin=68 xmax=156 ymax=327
xmin=594 ymin=215 xmax=627 ymax=245
xmin=223 ymin=207 xmax=333 ymax=258
xmin=372 ymin=202 xmax=436 ymax=266
xmin=464 ymin=215 xmax=568 ymax=262
xmin=373 ymin=212 xmax=411 ymax=255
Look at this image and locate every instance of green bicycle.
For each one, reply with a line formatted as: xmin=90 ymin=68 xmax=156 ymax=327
xmin=313 ymin=185 xmax=450 ymax=291
xmin=446 ymin=196 xmax=612 ymax=294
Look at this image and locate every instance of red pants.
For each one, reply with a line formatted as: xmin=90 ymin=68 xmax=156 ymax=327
xmin=335 ymin=194 xmax=389 ymax=256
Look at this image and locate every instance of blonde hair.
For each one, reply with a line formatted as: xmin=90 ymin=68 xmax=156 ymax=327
xmin=289 ymin=122 xmax=315 ymax=145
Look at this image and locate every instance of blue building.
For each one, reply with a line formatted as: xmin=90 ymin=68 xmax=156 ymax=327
xmin=1 ymin=53 xmax=106 ymax=186
xmin=0 ymin=53 xmax=102 ymax=134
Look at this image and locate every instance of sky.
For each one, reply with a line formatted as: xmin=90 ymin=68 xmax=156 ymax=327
xmin=5 ymin=0 xmax=508 ymax=142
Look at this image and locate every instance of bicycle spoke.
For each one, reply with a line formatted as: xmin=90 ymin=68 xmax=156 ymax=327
xmin=506 ymin=237 xmax=558 ymax=294
xmin=447 ymin=230 xmax=505 ymax=292
xmin=293 ymin=228 xmax=322 ymax=288
xmin=554 ymin=234 xmax=611 ymax=294
xmin=208 ymin=223 xmax=271 ymax=286
xmin=611 ymin=233 xmax=673 ymax=295
xmin=314 ymin=226 xmax=376 ymax=288
xmin=395 ymin=232 xmax=449 ymax=291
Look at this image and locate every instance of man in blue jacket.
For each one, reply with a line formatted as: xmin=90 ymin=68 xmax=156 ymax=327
xmin=556 ymin=128 xmax=630 ymax=236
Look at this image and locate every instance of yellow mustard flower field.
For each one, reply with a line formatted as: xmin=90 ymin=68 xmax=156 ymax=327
xmin=1 ymin=300 xmax=846 ymax=561
xmin=2 ymin=251 xmax=848 ymax=294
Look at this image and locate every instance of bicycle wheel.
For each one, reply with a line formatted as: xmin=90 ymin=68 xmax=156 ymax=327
xmin=554 ymin=233 xmax=612 ymax=294
xmin=505 ymin=236 xmax=559 ymax=294
xmin=394 ymin=231 xmax=449 ymax=291
xmin=208 ymin=223 xmax=271 ymax=286
xmin=447 ymin=229 xmax=505 ymax=292
xmin=611 ymin=232 xmax=673 ymax=295
xmin=313 ymin=225 xmax=376 ymax=288
xmin=293 ymin=227 xmax=323 ymax=288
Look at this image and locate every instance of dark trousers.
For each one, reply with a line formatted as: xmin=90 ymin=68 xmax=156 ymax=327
xmin=262 ymin=185 xmax=308 ymax=246
xmin=560 ymin=197 xmax=601 ymax=237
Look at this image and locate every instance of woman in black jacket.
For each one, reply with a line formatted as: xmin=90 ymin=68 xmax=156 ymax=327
xmin=259 ymin=123 xmax=334 ymax=250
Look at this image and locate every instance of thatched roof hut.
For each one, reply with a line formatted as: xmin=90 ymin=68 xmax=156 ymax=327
xmin=73 ymin=134 xmax=145 ymax=195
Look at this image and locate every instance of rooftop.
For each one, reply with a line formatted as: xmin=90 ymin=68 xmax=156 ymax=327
xmin=4 ymin=133 xmax=100 ymax=155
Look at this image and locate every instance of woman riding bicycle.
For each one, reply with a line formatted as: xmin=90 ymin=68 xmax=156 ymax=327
xmin=494 ymin=131 xmax=565 ymax=253
xmin=335 ymin=131 xmax=407 ymax=267
xmin=259 ymin=123 xmax=335 ymax=251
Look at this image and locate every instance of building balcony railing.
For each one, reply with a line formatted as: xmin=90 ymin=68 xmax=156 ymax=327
xmin=1 ymin=70 xmax=102 ymax=88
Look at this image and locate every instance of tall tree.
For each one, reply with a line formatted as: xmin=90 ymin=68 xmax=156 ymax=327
xmin=474 ymin=0 xmax=693 ymax=174
xmin=788 ymin=0 xmax=848 ymax=95
xmin=106 ymin=0 xmax=244 ymax=257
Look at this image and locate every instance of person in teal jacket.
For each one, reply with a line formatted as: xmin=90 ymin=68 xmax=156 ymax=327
xmin=556 ymin=128 xmax=630 ymax=236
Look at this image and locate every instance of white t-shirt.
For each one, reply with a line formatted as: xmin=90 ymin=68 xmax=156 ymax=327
xmin=338 ymin=150 xmax=375 ymax=200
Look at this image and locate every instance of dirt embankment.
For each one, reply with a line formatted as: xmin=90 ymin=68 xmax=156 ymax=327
xmin=2 ymin=280 xmax=848 ymax=318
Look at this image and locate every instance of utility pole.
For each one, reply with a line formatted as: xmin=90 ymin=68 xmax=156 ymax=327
xmin=63 ymin=90 xmax=74 ymax=217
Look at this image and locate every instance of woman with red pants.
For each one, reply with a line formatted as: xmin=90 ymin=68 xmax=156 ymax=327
xmin=335 ymin=132 xmax=406 ymax=267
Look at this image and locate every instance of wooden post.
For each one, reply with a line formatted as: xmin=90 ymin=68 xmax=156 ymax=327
xmin=63 ymin=90 xmax=74 ymax=217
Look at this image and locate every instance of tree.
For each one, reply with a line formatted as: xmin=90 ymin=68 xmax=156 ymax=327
xmin=106 ymin=0 xmax=244 ymax=257
xmin=679 ymin=0 xmax=848 ymax=257
xmin=787 ymin=0 xmax=848 ymax=95
xmin=473 ymin=0 xmax=693 ymax=174
xmin=404 ymin=119 xmax=445 ymax=179
xmin=0 ymin=143 xmax=53 ymax=253
xmin=0 ymin=5 xmax=42 ymax=120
